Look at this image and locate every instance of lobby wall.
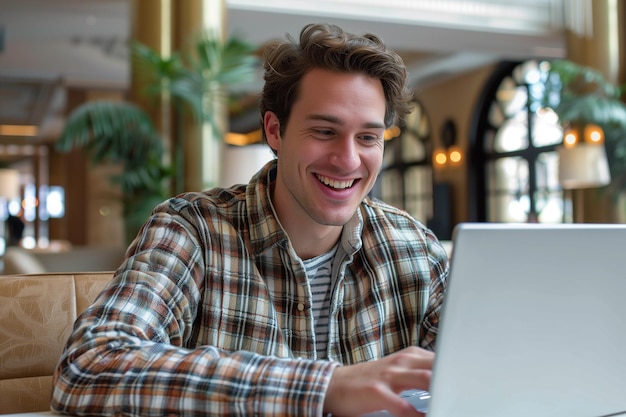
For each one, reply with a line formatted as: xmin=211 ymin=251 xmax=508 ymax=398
xmin=415 ymin=64 xmax=496 ymax=227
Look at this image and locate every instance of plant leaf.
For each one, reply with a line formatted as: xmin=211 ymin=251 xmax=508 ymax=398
xmin=56 ymin=100 xmax=168 ymax=195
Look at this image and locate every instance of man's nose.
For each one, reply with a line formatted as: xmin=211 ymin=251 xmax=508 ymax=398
xmin=329 ymin=136 xmax=360 ymax=171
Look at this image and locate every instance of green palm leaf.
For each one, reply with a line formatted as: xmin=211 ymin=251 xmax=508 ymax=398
xmin=135 ymin=31 xmax=260 ymax=124
xmin=549 ymin=59 xmax=623 ymax=98
xmin=56 ymin=31 xmax=259 ymax=242
xmin=56 ymin=100 xmax=167 ymax=194
xmin=545 ymin=59 xmax=626 ymax=128
xmin=556 ymin=95 xmax=626 ymax=127
xmin=131 ymin=41 xmax=186 ymax=97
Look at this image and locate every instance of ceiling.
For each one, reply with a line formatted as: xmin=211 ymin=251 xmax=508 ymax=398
xmin=0 ymin=0 xmax=568 ymax=151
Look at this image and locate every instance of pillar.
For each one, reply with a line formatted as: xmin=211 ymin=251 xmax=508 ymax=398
xmin=174 ymin=0 xmax=228 ymax=192
xmin=130 ymin=0 xmax=174 ymax=180
xmin=564 ymin=0 xmax=625 ymax=222
xmin=130 ymin=0 xmax=228 ymax=194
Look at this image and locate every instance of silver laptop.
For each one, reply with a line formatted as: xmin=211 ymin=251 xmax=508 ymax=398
xmin=365 ymin=222 xmax=626 ymax=417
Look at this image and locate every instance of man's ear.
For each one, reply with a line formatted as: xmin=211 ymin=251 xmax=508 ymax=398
xmin=264 ymin=111 xmax=281 ymax=153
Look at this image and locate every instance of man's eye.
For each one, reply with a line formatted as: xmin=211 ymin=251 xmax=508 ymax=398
xmin=314 ymin=129 xmax=335 ymax=137
xmin=360 ymin=134 xmax=381 ymax=142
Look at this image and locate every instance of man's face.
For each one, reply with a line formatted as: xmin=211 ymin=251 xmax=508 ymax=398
xmin=265 ymin=68 xmax=386 ymax=231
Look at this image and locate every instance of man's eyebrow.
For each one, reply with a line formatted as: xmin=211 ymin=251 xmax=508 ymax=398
xmin=307 ymin=114 xmax=341 ymax=124
xmin=306 ymin=114 xmax=385 ymax=129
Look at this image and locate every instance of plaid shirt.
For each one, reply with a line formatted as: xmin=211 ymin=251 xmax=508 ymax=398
xmin=52 ymin=160 xmax=448 ymax=417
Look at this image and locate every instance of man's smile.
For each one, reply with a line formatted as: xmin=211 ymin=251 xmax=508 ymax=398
xmin=315 ymin=173 xmax=357 ymax=190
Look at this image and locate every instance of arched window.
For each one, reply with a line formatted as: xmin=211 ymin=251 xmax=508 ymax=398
xmin=470 ymin=60 xmax=570 ymax=223
xmin=377 ymin=100 xmax=433 ymax=224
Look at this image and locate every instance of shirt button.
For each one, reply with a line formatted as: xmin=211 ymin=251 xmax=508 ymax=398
xmin=297 ymin=303 xmax=305 ymax=311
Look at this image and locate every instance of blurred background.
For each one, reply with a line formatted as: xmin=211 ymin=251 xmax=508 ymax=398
xmin=0 ymin=0 xmax=624 ymax=272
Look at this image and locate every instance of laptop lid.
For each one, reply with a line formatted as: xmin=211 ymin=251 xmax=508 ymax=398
xmin=427 ymin=222 xmax=626 ymax=417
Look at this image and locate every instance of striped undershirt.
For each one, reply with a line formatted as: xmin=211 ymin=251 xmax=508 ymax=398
xmin=302 ymin=244 xmax=338 ymax=359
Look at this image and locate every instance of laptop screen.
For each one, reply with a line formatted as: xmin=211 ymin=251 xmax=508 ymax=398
xmin=426 ymin=223 xmax=626 ymax=417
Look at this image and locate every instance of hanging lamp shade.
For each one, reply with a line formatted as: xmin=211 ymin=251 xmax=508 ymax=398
xmin=557 ymin=143 xmax=611 ymax=190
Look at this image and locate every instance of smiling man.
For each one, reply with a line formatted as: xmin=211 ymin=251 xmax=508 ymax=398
xmin=52 ymin=23 xmax=449 ymax=417
xmin=266 ymin=69 xmax=386 ymax=258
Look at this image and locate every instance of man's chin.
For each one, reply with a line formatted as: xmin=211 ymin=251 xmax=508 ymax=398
xmin=315 ymin=209 xmax=357 ymax=227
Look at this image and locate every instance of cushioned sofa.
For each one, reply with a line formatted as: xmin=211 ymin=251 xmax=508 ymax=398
xmin=2 ymin=246 xmax=126 ymax=275
xmin=0 ymin=272 xmax=113 ymax=414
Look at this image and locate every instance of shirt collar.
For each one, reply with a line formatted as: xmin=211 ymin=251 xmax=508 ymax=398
xmin=246 ymin=159 xmax=290 ymax=255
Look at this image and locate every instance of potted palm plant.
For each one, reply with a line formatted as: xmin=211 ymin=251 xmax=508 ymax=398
xmin=56 ymin=31 xmax=260 ymax=243
xmin=541 ymin=59 xmax=626 ymax=195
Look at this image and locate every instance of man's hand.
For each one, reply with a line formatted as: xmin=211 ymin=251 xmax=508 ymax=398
xmin=323 ymin=346 xmax=434 ymax=417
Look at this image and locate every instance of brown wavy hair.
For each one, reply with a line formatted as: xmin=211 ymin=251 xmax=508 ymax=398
xmin=259 ymin=22 xmax=412 ymax=148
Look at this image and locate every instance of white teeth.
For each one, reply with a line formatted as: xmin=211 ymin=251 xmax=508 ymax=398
xmin=316 ymin=174 xmax=354 ymax=189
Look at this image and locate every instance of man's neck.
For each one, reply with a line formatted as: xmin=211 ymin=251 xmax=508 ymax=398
xmin=269 ymin=185 xmax=343 ymax=260
xmin=277 ymin=202 xmax=342 ymax=259
xmin=290 ymin=224 xmax=342 ymax=260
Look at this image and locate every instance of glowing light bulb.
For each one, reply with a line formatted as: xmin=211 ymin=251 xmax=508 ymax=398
xmin=433 ymin=149 xmax=447 ymax=166
xmin=584 ymin=124 xmax=604 ymax=144
xmin=563 ymin=131 xmax=578 ymax=148
xmin=448 ymin=147 xmax=463 ymax=164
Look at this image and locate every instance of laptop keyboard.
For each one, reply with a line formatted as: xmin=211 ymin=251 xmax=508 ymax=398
xmin=400 ymin=389 xmax=430 ymax=412
xmin=361 ymin=389 xmax=431 ymax=416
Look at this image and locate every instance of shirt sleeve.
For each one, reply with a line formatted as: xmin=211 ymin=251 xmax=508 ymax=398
xmin=50 ymin=198 xmax=339 ymax=417
xmin=418 ymin=227 xmax=450 ymax=351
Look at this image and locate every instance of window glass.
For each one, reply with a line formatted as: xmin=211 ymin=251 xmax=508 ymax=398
xmin=381 ymin=170 xmax=402 ymax=208
xmin=404 ymin=165 xmax=433 ymax=221
xmin=379 ymin=100 xmax=433 ymax=225
xmin=494 ymin=112 xmax=529 ymax=152
xmin=482 ymin=60 xmax=568 ymax=223
xmin=487 ymin=101 xmax=505 ymax=128
xmin=532 ymin=107 xmax=562 ymax=147
xmin=496 ymin=78 xmax=527 ymax=117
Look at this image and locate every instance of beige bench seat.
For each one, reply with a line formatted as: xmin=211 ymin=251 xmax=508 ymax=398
xmin=0 ymin=272 xmax=113 ymax=415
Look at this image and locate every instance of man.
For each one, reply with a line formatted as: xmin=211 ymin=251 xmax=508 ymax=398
xmin=52 ymin=22 xmax=448 ymax=417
